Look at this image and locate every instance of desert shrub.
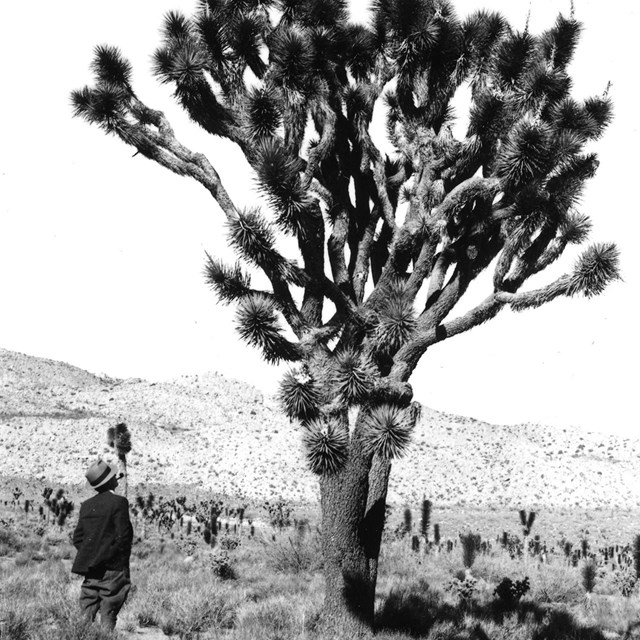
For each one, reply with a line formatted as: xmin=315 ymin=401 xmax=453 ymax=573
xmin=529 ymin=563 xmax=582 ymax=604
xmin=502 ymin=533 xmax=524 ymax=559
xmin=207 ymin=549 xmax=236 ymax=580
xmin=531 ymin=609 xmax=607 ymax=640
xmin=581 ymin=559 xmax=598 ymax=594
xmin=2 ymin=609 xmax=30 ymax=640
xmin=237 ymin=597 xmax=300 ymax=640
xmin=219 ymin=533 xmax=241 ymax=551
xmin=264 ymin=499 xmax=293 ymax=531
xmin=159 ymin=588 xmax=237 ymax=639
xmin=28 ymin=606 xmax=119 ymax=640
xmin=612 ymin=565 xmax=638 ymax=597
xmin=494 ymin=576 xmax=530 ymax=607
xmin=376 ymin=581 xmax=445 ymax=636
xmin=444 ymin=573 xmax=478 ymax=607
xmin=471 ymin=612 xmax=539 ymax=640
xmin=460 ymin=533 xmax=481 ymax=569
xmin=266 ymin=534 xmax=322 ymax=574
xmin=0 ymin=526 xmax=22 ymax=555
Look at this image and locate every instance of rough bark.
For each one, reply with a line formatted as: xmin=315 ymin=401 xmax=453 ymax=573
xmin=319 ymin=427 xmax=374 ymax=637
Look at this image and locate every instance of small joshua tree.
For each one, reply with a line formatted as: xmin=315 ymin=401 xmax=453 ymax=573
xmin=420 ymin=498 xmax=432 ymax=542
xmin=460 ymin=532 xmax=481 ymax=569
xmin=581 ymin=558 xmax=597 ymax=605
xmin=519 ymin=509 xmax=536 ymax=538
xmin=402 ymin=507 xmax=412 ymax=537
xmin=73 ymin=0 xmax=621 ymax=632
xmin=107 ymin=421 xmax=133 ymax=497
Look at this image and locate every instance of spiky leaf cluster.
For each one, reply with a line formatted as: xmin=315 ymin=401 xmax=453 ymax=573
xmin=569 ymin=243 xmax=620 ymax=298
xmin=235 ymin=295 xmax=300 ymax=362
xmin=279 ymin=368 xmax=321 ymax=420
xmin=227 ymin=208 xmax=305 ymax=284
xmin=107 ymin=422 xmax=132 ymax=460
xmin=302 ymin=418 xmax=349 ymax=475
xmin=245 ymin=87 xmax=282 ymax=140
xmin=331 ymin=349 xmax=377 ymax=406
xmin=252 ymin=139 xmax=312 ymax=234
xmin=362 ymin=404 xmax=414 ymax=459
xmin=496 ymin=119 xmax=553 ymax=190
xmin=373 ymin=280 xmax=416 ymax=357
xmin=203 ymin=255 xmax=252 ymax=303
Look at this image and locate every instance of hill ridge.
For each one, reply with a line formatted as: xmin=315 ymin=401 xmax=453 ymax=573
xmin=1 ymin=347 xmax=638 ymax=508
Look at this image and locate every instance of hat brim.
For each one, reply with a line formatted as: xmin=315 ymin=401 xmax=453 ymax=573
xmin=88 ymin=466 xmax=117 ymax=489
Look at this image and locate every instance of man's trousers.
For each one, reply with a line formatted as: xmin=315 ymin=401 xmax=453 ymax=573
xmin=79 ymin=567 xmax=131 ymax=630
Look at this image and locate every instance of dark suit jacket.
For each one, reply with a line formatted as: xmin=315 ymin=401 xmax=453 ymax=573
xmin=71 ymin=491 xmax=133 ymax=575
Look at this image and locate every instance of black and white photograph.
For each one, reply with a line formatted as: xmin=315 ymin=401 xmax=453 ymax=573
xmin=1 ymin=0 xmax=638 ymax=637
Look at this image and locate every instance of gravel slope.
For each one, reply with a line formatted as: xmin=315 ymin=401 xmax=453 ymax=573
xmin=2 ymin=347 xmax=638 ymax=508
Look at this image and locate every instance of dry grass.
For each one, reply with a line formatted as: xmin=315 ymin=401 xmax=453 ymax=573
xmin=1 ymin=499 xmax=639 ymax=640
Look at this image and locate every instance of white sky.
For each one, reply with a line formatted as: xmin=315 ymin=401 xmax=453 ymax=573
xmin=0 ymin=0 xmax=637 ymax=437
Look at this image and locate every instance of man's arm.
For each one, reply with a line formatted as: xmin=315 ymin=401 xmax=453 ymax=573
xmin=72 ymin=504 xmax=84 ymax=550
xmin=113 ymin=497 xmax=133 ymax=562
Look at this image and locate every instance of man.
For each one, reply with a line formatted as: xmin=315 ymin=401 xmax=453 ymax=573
xmin=72 ymin=459 xmax=133 ymax=630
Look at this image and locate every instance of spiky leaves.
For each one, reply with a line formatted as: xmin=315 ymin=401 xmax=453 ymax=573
xmin=252 ymin=139 xmax=312 ymax=235
xmin=493 ymin=30 xmax=537 ymax=89
xmin=344 ymin=24 xmax=377 ymax=82
xmin=500 ymin=242 xmax=620 ymax=311
xmin=560 ymin=212 xmax=592 ymax=245
xmin=204 ymin=254 xmax=252 ymax=303
xmin=496 ymin=120 xmax=553 ymax=190
xmin=269 ymin=26 xmax=314 ymax=95
xmin=152 ymin=12 xmax=234 ymax=137
xmin=90 ymin=45 xmax=133 ymax=88
xmin=570 ymin=242 xmax=620 ymax=298
xmin=332 ymin=349 xmax=377 ymax=406
xmin=227 ymin=208 xmax=306 ymax=284
xmin=540 ymin=14 xmax=582 ymax=70
xmin=302 ymin=418 xmax=349 ymax=475
xmin=279 ymin=368 xmax=321 ymax=420
xmin=373 ymin=280 xmax=416 ymax=358
xmin=245 ymin=87 xmax=282 ymax=141
xmin=235 ymin=295 xmax=301 ymax=362
xmin=107 ymin=422 xmax=132 ymax=460
xmin=71 ymin=83 xmax=130 ymax=134
xmin=230 ymin=13 xmax=267 ymax=78
xmin=362 ymin=404 xmax=414 ymax=459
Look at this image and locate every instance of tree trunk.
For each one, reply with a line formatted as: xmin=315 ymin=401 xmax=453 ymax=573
xmin=120 ymin=456 xmax=128 ymax=498
xmin=318 ymin=414 xmax=394 ymax=637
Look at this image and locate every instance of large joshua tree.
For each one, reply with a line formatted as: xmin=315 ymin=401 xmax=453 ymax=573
xmin=72 ymin=0 xmax=620 ymax=634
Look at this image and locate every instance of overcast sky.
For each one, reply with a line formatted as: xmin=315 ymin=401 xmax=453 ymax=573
xmin=1 ymin=0 xmax=637 ymax=437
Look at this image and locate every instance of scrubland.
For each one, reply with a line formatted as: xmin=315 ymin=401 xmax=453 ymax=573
xmin=1 ymin=488 xmax=639 ymax=640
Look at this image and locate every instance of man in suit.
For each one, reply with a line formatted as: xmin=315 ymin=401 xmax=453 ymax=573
xmin=72 ymin=459 xmax=133 ymax=630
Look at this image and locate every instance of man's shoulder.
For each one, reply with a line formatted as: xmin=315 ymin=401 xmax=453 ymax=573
xmin=81 ymin=492 xmax=129 ymax=508
xmin=106 ymin=492 xmax=130 ymax=508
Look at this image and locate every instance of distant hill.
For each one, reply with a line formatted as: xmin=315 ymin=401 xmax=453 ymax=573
xmin=1 ymin=347 xmax=638 ymax=508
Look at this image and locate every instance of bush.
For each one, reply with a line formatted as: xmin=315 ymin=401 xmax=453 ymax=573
xmin=3 ymin=610 xmax=30 ymax=640
xmin=0 ymin=526 xmax=22 ymax=555
xmin=237 ymin=598 xmax=299 ymax=640
xmin=266 ymin=534 xmax=322 ymax=574
xmin=219 ymin=533 xmax=241 ymax=551
xmin=155 ymin=586 xmax=237 ymax=639
xmin=208 ymin=550 xmax=236 ymax=580
xmin=494 ymin=576 xmax=531 ymax=607
xmin=376 ymin=581 xmax=441 ymax=636
xmin=612 ymin=565 xmax=637 ymax=597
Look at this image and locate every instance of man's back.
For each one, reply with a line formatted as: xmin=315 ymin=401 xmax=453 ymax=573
xmin=72 ymin=491 xmax=133 ymax=575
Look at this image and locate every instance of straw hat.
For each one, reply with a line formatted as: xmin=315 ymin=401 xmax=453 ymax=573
xmin=85 ymin=459 xmax=117 ymax=490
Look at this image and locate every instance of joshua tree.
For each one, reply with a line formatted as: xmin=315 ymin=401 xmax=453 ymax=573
xmin=107 ymin=421 xmax=133 ymax=497
xmin=72 ymin=0 xmax=620 ymax=633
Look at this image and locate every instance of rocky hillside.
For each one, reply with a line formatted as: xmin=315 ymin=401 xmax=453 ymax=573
xmin=1 ymin=347 xmax=638 ymax=508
